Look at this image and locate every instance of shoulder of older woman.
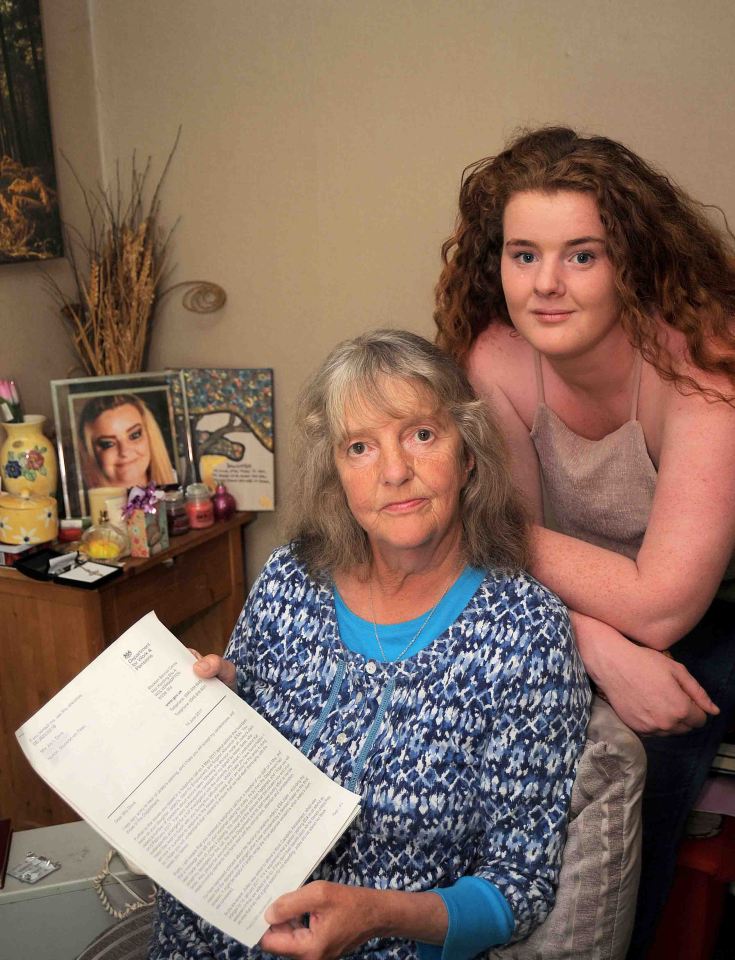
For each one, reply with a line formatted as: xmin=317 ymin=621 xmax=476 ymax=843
xmin=501 ymin=569 xmax=578 ymax=653
xmin=225 ymin=542 xmax=307 ymax=657
xmin=473 ymin=566 xmax=585 ymax=691
xmin=471 ymin=567 xmax=590 ymax=940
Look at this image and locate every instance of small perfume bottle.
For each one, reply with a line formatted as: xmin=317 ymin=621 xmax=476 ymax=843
xmin=79 ymin=511 xmax=130 ymax=561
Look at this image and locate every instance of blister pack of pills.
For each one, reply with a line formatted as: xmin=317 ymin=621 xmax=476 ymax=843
xmin=7 ymin=851 xmax=61 ymax=884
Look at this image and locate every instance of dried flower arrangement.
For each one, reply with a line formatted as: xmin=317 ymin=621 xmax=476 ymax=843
xmin=45 ymin=134 xmax=180 ymax=377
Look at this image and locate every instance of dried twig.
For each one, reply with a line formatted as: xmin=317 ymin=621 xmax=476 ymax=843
xmin=44 ymin=130 xmax=181 ymax=376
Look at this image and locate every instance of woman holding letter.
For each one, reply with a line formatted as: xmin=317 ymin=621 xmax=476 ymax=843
xmin=150 ymin=330 xmax=590 ymax=960
xmin=433 ymin=126 xmax=735 ymax=956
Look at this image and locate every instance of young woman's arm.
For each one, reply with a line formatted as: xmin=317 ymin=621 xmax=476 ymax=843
xmin=530 ymin=384 xmax=735 ymax=649
xmin=570 ymin=611 xmax=717 ymax=734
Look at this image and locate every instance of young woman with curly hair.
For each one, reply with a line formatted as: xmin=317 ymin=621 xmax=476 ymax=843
xmin=434 ymin=126 xmax=735 ymax=958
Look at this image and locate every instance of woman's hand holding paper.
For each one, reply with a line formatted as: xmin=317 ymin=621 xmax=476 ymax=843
xmin=189 ymin=650 xmax=237 ymax=690
xmin=260 ymin=881 xmax=447 ymax=960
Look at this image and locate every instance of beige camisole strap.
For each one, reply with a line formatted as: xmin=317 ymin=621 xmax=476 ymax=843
xmin=530 ymin=351 xmax=657 ymax=560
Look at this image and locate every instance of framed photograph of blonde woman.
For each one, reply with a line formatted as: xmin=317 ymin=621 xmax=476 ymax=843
xmin=51 ymin=372 xmax=192 ymax=519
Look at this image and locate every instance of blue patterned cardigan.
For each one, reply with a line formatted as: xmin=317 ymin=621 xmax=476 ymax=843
xmin=151 ymin=545 xmax=591 ymax=960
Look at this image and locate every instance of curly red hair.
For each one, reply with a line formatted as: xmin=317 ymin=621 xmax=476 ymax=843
xmin=434 ymin=126 xmax=735 ymax=399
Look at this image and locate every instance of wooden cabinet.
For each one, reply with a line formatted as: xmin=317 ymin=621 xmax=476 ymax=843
xmin=0 ymin=512 xmax=253 ymax=830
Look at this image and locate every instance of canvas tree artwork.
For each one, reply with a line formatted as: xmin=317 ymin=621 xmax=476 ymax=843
xmin=0 ymin=0 xmax=62 ymax=263
xmin=175 ymin=368 xmax=275 ymax=512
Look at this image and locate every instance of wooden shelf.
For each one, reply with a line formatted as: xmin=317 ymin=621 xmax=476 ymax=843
xmin=0 ymin=512 xmax=254 ymax=830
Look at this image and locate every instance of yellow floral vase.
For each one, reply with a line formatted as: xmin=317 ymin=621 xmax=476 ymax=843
xmin=1 ymin=414 xmax=58 ymax=498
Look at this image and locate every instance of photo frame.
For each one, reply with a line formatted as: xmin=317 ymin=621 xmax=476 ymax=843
xmin=172 ymin=368 xmax=274 ymax=512
xmin=51 ymin=371 xmax=192 ymax=519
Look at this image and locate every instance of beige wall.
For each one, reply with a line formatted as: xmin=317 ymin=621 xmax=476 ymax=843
xmin=1 ymin=0 xmax=102 ymax=416
xmin=4 ymin=0 xmax=735 ymax=581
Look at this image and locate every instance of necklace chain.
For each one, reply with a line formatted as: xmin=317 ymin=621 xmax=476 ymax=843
xmin=368 ymin=577 xmax=453 ymax=663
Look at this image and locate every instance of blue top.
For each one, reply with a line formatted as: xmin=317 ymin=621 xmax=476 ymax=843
xmin=334 ymin=566 xmax=486 ymax=661
xmin=335 ymin=567 xmax=512 ymax=958
xmin=150 ymin=545 xmax=590 ymax=960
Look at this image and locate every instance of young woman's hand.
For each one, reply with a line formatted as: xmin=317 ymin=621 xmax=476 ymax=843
xmin=571 ymin=612 xmax=719 ymax=736
xmin=188 ymin=649 xmax=237 ymax=690
xmin=260 ymin=881 xmax=446 ymax=960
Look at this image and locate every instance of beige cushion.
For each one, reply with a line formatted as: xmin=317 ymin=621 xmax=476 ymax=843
xmin=490 ymin=695 xmax=646 ymax=960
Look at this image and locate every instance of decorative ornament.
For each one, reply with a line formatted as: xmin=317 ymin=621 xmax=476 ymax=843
xmin=212 ymin=482 xmax=237 ymax=521
xmin=122 ymin=483 xmax=165 ymax=519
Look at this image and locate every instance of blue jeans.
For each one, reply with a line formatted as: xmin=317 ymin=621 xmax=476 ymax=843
xmin=626 ymin=599 xmax=735 ymax=958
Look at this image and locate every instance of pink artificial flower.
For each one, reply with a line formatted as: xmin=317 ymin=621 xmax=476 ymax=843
xmin=0 ymin=379 xmax=21 ymax=421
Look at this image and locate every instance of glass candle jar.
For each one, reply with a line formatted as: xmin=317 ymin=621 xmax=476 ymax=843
xmin=164 ymin=489 xmax=190 ymax=536
xmin=185 ymin=483 xmax=214 ymax=529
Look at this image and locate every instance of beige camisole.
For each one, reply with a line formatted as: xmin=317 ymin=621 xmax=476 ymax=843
xmin=530 ymin=350 xmax=735 ymax=591
xmin=529 ymin=350 xmax=656 ymax=560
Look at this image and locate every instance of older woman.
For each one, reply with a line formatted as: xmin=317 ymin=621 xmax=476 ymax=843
xmin=433 ymin=126 xmax=735 ymax=957
xmin=150 ymin=330 xmax=590 ymax=960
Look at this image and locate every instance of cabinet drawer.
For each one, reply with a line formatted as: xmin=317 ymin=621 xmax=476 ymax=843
xmin=103 ymin=533 xmax=231 ymax=640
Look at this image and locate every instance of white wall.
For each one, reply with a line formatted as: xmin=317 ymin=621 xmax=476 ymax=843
xmin=4 ymin=0 xmax=735 ymax=581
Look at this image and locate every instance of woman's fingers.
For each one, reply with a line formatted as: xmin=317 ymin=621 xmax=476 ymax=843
xmin=259 ymin=922 xmax=311 ymax=958
xmin=654 ymin=662 xmax=719 ymax=735
xmin=265 ymin=886 xmax=319 ymax=925
xmin=191 ymin=652 xmax=237 ymax=689
xmin=192 ymin=654 xmax=220 ymax=677
xmin=260 ymin=881 xmax=379 ymax=960
xmin=673 ymin=662 xmax=720 ymax=716
xmin=591 ymin=628 xmax=716 ymax=736
xmin=261 ymin=887 xmax=320 ymax=958
xmin=630 ymin=658 xmax=707 ymax=735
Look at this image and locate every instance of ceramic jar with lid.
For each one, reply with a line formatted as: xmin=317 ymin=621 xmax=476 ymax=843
xmin=0 ymin=489 xmax=58 ymax=545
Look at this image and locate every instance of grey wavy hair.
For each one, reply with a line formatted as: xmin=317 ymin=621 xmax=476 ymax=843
xmin=286 ymin=329 xmax=529 ymax=578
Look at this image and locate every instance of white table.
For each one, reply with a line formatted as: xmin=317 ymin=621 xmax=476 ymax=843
xmin=0 ymin=820 xmax=154 ymax=960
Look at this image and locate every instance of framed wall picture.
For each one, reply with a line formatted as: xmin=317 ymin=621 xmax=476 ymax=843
xmin=173 ymin=368 xmax=274 ymax=511
xmin=51 ymin=371 xmax=192 ymax=519
xmin=0 ymin=0 xmax=63 ymax=263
